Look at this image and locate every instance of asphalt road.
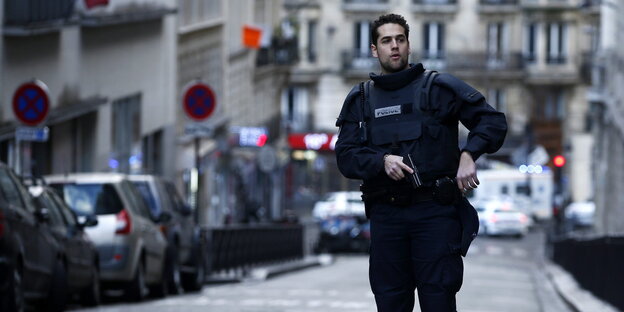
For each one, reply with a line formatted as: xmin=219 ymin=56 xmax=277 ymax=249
xmin=71 ymin=226 xmax=573 ymax=312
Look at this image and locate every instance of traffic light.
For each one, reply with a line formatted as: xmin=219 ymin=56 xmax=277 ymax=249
xmin=553 ymin=155 xmax=566 ymax=167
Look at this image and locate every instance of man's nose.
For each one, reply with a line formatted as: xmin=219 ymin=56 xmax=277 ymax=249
xmin=390 ymin=39 xmax=399 ymax=48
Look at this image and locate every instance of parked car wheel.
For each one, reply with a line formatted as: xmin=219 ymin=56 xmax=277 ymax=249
xmin=2 ymin=264 xmax=24 ymax=312
xmin=126 ymin=260 xmax=148 ymax=302
xmin=149 ymin=263 xmax=168 ymax=298
xmin=80 ymin=266 xmax=101 ymax=307
xmin=166 ymin=247 xmax=183 ymax=295
xmin=182 ymin=250 xmax=205 ymax=292
xmin=48 ymin=259 xmax=68 ymax=312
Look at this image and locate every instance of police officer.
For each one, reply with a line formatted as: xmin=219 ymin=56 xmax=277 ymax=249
xmin=335 ymin=14 xmax=507 ymax=312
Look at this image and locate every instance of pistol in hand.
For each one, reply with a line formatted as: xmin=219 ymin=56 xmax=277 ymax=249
xmin=403 ymin=154 xmax=423 ymax=189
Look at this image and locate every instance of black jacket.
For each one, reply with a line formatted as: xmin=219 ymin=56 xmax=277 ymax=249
xmin=335 ymin=63 xmax=507 ymax=185
xmin=335 ymin=64 xmax=508 ymax=256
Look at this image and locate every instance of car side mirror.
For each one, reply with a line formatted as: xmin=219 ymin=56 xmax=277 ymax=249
xmin=35 ymin=208 xmax=50 ymax=223
xmin=158 ymin=211 xmax=173 ymax=223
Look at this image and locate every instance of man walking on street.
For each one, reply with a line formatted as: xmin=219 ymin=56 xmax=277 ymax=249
xmin=335 ymin=13 xmax=507 ymax=312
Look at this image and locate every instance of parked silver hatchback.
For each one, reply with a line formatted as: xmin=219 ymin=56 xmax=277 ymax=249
xmin=45 ymin=173 xmax=168 ymax=301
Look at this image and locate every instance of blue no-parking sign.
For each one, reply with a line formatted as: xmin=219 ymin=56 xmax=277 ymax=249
xmin=182 ymin=82 xmax=216 ymax=122
xmin=12 ymin=80 xmax=50 ymax=127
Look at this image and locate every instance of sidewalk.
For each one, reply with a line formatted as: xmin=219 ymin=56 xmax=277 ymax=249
xmin=206 ymin=254 xmax=332 ymax=284
xmin=545 ymin=260 xmax=621 ymax=312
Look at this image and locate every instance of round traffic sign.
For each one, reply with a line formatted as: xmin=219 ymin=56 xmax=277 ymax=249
xmin=183 ymin=83 xmax=216 ymax=121
xmin=12 ymin=80 xmax=50 ymax=126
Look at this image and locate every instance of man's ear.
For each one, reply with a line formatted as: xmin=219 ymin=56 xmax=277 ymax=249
xmin=371 ymin=43 xmax=378 ymax=58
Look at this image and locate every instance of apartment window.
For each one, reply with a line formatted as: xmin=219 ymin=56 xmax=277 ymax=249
xmin=545 ymin=91 xmax=565 ymax=120
xmin=308 ymin=20 xmax=317 ymax=63
xmin=354 ymin=21 xmax=371 ymax=58
xmin=488 ymin=89 xmax=506 ymax=113
xmin=281 ymin=87 xmax=309 ymax=132
xmin=524 ymin=23 xmax=538 ymax=62
xmin=487 ymin=22 xmax=506 ymax=61
xmin=546 ymin=22 xmax=567 ymax=64
xmin=535 ymin=90 xmax=565 ymax=120
xmin=423 ymin=22 xmax=445 ymax=59
xmin=180 ymin=0 xmax=222 ymax=29
xmin=112 ymin=95 xmax=141 ymax=173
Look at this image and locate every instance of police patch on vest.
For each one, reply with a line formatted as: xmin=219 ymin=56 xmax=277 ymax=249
xmin=375 ymin=105 xmax=401 ymax=118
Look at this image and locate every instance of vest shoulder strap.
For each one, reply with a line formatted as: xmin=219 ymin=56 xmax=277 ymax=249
xmin=420 ymin=70 xmax=439 ymax=111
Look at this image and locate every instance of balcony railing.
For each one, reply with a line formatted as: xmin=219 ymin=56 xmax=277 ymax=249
xmin=342 ymin=0 xmax=390 ymax=11
xmin=412 ymin=52 xmax=524 ymax=71
xmin=413 ymin=0 xmax=457 ymax=4
xmin=480 ymin=0 xmax=519 ymax=4
xmin=4 ymin=0 xmax=75 ymax=34
xmin=256 ymin=38 xmax=299 ymax=67
xmin=478 ymin=0 xmax=520 ymax=12
xmin=521 ymin=0 xmax=579 ymax=9
xmin=412 ymin=0 xmax=459 ymax=13
xmin=341 ymin=50 xmax=380 ymax=76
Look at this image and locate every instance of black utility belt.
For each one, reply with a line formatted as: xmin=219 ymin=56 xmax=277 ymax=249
xmin=361 ymin=177 xmax=459 ymax=206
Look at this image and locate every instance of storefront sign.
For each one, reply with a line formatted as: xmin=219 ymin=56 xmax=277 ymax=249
xmin=288 ymin=133 xmax=337 ymax=151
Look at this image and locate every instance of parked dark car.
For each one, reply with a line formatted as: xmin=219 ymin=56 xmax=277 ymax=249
xmin=0 ymin=164 xmax=65 ymax=312
xmin=28 ymin=182 xmax=101 ymax=307
xmin=316 ymin=215 xmax=370 ymax=253
xmin=128 ymin=175 xmax=207 ymax=293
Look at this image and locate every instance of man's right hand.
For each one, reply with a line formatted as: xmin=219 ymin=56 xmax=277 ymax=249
xmin=383 ymin=154 xmax=414 ymax=181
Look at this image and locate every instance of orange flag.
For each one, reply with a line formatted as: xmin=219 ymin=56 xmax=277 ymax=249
xmin=242 ymin=25 xmax=263 ymax=49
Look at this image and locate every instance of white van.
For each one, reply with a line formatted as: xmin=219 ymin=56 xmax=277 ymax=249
xmin=467 ymin=169 xmax=554 ymax=221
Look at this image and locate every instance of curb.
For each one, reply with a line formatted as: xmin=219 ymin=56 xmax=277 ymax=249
xmin=544 ymin=261 xmax=621 ymax=312
xmin=247 ymin=255 xmax=332 ymax=281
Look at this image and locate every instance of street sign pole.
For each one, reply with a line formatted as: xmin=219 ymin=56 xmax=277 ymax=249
xmin=12 ymin=80 xmax=51 ymax=175
xmin=15 ymin=138 xmax=21 ymax=175
xmin=194 ymin=136 xmax=200 ymax=222
xmin=182 ymin=81 xmax=217 ymax=223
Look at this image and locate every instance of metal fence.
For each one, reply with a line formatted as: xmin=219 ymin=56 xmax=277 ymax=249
xmin=551 ymin=236 xmax=624 ymax=311
xmin=208 ymin=225 xmax=304 ymax=274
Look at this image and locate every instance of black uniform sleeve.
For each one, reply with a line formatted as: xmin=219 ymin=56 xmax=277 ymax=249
xmin=335 ymin=85 xmax=386 ymax=180
xmin=435 ymin=74 xmax=507 ymax=160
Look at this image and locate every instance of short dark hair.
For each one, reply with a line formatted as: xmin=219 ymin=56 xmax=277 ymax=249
xmin=370 ymin=14 xmax=410 ymax=46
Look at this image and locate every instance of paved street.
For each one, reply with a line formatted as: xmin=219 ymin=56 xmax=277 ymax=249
xmin=70 ymin=226 xmax=573 ymax=312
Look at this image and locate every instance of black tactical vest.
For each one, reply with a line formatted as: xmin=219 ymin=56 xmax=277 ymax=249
xmin=363 ymin=71 xmax=460 ymax=184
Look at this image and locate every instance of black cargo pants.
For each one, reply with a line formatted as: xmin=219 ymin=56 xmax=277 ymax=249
xmin=369 ymin=200 xmax=463 ymax=312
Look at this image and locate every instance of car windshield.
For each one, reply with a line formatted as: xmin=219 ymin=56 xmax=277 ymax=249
xmin=50 ymin=183 xmax=123 ymax=216
xmin=132 ymin=181 xmax=159 ymax=217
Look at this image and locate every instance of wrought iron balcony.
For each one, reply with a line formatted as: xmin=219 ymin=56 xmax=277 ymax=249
xmin=480 ymin=0 xmax=519 ymax=4
xmin=412 ymin=0 xmax=459 ymax=13
xmin=341 ymin=49 xmax=380 ymax=77
xmin=342 ymin=0 xmax=390 ymax=12
xmin=412 ymin=52 xmax=524 ymax=72
xmin=521 ymin=0 xmax=579 ymax=10
xmin=3 ymin=0 xmax=75 ymax=35
xmin=478 ymin=0 xmax=520 ymax=12
xmin=256 ymin=38 xmax=299 ymax=67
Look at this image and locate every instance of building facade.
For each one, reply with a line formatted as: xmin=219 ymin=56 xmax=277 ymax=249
xmin=1 ymin=0 xmax=177 ymax=179
xmin=588 ymin=0 xmax=624 ymax=235
xmin=284 ymin=0 xmax=597 ymax=203
xmin=1 ymin=0 xmax=297 ymax=226
xmin=176 ymin=0 xmax=296 ymax=226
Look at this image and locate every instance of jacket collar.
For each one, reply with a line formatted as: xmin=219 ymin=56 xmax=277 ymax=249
xmin=369 ymin=63 xmax=425 ymax=90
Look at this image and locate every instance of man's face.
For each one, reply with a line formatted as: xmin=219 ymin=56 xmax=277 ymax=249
xmin=371 ymin=23 xmax=410 ymax=74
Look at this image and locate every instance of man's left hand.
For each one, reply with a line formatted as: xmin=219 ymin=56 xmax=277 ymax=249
xmin=456 ymin=151 xmax=479 ymax=194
